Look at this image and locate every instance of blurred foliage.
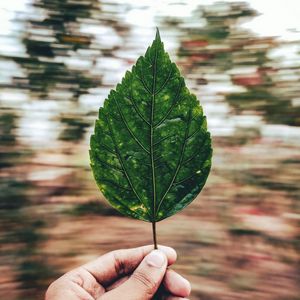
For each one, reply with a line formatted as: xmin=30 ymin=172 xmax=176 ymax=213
xmin=0 ymin=1 xmax=299 ymax=300
xmin=0 ymin=180 xmax=29 ymax=210
xmin=12 ymin=0 xmax=102 ymax=101
xmin=59 ymin=115 xmax=91 ymax=141
xmin=177 ymin=2 xmax=300 ymax=126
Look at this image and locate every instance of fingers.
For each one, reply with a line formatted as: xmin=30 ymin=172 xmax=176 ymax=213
xmin=46 ymin=265 xmax=106 ymax=300
xmin=101 ymin=250 xmax=168 ymax=300
xmin=83 ymin=244 xmax=176 ymax=286
xmin=45 ymin=276 xmax=97 ymax=300
xmin=163 ymin=269 xmax=191 ymax=298
xmin=106 ymin=270 xmax=191 ymax=298
xmin=107 ymin=270 xmax=191 ymax=296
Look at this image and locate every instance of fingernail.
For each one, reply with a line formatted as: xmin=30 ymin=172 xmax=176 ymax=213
xmin=159 ymin=246 xmax=177 ymax=261
xmin=146 ymin=250 xmax=166 ymax=268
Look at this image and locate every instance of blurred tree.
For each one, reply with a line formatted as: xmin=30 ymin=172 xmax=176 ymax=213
xmin=176 ymin=2 xmax=300 ymax=126
xmin=0 ymin=1 xmax=107 ymax=298
xmin=13 ymin=0 xmax=101 ymax=101
xmin=5 ymin=0 xmax=106 ymax=142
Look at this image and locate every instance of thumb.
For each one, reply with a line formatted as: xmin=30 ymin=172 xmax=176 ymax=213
xmin=102 ymin=250 xmax=167 ymax=300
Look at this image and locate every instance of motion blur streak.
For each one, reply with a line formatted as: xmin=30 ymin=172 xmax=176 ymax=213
xmin=0 ymin=1 xmax=299 ymax=299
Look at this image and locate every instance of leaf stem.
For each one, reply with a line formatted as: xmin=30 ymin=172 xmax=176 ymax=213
xmin=152 ymin=221 xmax=158 ymax=249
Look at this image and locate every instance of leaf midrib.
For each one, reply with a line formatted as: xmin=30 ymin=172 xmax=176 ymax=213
xmin=106 ymin=36 xmax=190 ymax=221
xmin=150 ymin=38 xmax=158 ymax=221
xmin=148 ymin=39 xmax=188 ymax=221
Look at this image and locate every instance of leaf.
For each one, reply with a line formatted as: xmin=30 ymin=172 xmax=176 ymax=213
xmin=90 ymin=29 xmax=212 ymax=224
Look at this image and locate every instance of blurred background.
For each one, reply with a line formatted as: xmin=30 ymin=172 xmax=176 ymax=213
xmin=0 ymin=0 xmax=299 ymax=299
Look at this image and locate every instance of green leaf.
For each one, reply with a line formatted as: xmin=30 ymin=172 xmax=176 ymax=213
xmin=90 ymin=29 xmax=212 ymax=223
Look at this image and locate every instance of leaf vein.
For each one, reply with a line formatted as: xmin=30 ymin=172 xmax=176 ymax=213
xmin=125 ymin=95 xmax=150 ymax=126
xmin=173 ymin=172 xmax=200 ymax=186
xmin=113 ymin=94 xmax=150 ymax=155
xmin=155 ymin=109 xmax=192 ymax=217
xmin=154 ymin=68 xmax=173 ymax=95
xmin=187 ymin=126 xmax=203 ymax=141
xmin=136 ymin=75 xmax=152 ymax=95
xmin=154 ymin=80 xmax=183 ymax=128
xmin=95 ymin=157 xmax=124 ymax=173
xmin=153 ymin=134 xmax=174 ymax=147
xmin=98 ymin=142 xmax=117 ymax=156
xmin=104 ymin=114 xmax=151 ymax=218
xmin=98 ymin=178 xmax=131 ymax=192
xmin=181 ymin=138 xmax=207 ymax=166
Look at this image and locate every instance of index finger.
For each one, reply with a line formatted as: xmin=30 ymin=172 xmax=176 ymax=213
xmin=82 ymin=244 xmax=177 ymax=286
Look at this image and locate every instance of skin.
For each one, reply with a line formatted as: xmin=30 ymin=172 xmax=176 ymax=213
xmin=45 ymin=245 xmax=191 ymax=300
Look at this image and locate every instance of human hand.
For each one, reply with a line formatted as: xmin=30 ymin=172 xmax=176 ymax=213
xmin=45 ymin=245 xmax=191 ymax=300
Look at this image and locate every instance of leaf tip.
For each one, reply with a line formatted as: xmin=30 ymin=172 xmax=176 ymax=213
xmin=155 ymin=27 xmax=161 ymax=42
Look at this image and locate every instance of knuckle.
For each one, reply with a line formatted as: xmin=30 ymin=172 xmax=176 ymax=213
xmin=131 ymin=270 xmax=157 ymax=296
xmin=112 ymin=250 xmax=126 ymax=276
xmin=69 ymin=269 xmax=85 ymax=286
